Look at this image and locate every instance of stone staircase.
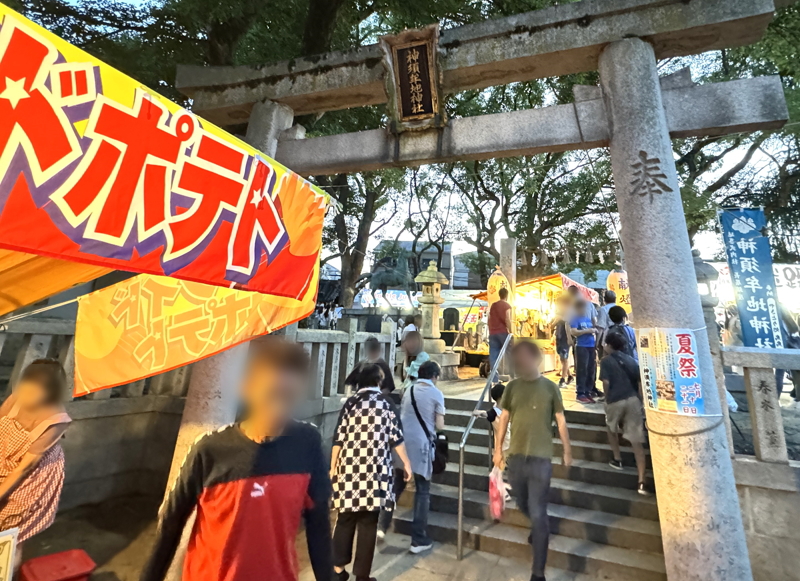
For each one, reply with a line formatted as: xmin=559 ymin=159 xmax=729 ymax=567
xmin=391 ymin=396 xmax=667 ymax=581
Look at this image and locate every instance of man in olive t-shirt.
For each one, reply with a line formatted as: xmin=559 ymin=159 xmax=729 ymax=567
xmin=494 ymin=341 xmax=572 ymax=581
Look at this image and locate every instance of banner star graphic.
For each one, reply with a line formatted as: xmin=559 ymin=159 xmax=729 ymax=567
xmin=0 ymin=77 xmax=30 ymax=108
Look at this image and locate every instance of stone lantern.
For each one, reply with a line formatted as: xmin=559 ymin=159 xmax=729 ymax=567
xmin=414 ymin=260 xmax=459 ymax=379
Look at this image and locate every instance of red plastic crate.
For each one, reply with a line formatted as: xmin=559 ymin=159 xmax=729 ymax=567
xmin=20 ymin=549 xmax=96 ymax=581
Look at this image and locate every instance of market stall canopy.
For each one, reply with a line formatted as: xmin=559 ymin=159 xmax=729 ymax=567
xmin=0 ymin=5 xmax=326 ymax=317
xmin=470 ymin=273 xmax=599 ymax=303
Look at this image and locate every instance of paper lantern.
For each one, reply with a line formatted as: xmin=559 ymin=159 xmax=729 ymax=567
xmin=486 ymin=266 xmax=510 ymax=306
xmin=607 ymin=270 xmax=632 ymax=313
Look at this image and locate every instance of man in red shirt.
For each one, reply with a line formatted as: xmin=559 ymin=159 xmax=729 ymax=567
xmin=141 ymin=339 xmax=332 ymax=581
xmin=488 ymin=287 xmax=513 ymax=381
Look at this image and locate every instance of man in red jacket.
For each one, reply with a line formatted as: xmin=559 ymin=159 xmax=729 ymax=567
xmin=141 ymin=339 xmax=332 ymax=581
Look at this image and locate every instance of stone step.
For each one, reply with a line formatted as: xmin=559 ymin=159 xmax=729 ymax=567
xmin=397 ymin=481 xmax=664 ymax=554
xmin=444 ymin=414 xmax=624 ymax=446
xmin=434 ymin=462 xmax=660 ymax=521
xmin=450 ymin=438 xmax=652 ymax=468
xmin=441 ymin=424 xmax=493 ymax=448
xmin=441 ymin=454 xmax=654 ymax=499
xmin=444 ymin=396 xmax=609 ymax=427
xmin=444 ymin=397 xmax=483 ymax=412
xmin=446 ymin=408 xmax=626 ymax=446
xmin=443 ymin=426 xmax=651 ymax=476
xmin=391 ymin=508 xmax=667 ymax=581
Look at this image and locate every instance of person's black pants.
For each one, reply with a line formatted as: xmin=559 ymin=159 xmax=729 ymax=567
xmin=378 ymin=468 xmax=406 ymax=532
xmin=508 ymin=455 xmax=553 ymax=578
xmin=333 ymin=510 xmax=380 ymax=577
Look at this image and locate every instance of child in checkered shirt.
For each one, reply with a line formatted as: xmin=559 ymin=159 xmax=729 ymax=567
xmin=330 ymin=363 xmax=412 ymax=581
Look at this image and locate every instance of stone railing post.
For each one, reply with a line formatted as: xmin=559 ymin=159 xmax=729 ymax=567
xmin=344 ymin=318 xmax=358 ymax=376
xmin=701 ymin=301 xmax=735 ymax=453
xmin=10 ymin=333 xmax=53 ymax=387
xmin=722 ymin=347 xmax=800 ymax=464
xmin=381 ymin=320 xmax=397 ymax=370
xmin=59 ymin=335 xmax=76 ymax=402
xmin=743 ymin=368 xmax=787 ymax=463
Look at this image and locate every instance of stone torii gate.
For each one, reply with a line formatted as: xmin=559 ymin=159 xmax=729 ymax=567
xmin=176 ymin=1 xmax=789 ymax=580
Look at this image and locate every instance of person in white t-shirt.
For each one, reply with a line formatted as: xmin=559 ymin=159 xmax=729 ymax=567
xmin=401 ymin=314 xmax=422 ymax=341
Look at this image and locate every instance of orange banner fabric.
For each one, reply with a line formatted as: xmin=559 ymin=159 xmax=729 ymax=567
xmin=73 ymin=271 xmax=318 ymax=396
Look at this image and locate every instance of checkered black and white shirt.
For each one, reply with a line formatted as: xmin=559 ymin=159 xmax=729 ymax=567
xmin=331 ymin=387 xmax=404 ymax=512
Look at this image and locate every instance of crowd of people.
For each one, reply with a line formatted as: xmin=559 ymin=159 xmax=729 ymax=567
xmin=308 ymin=303 xmax=344 ymax=330
xmin=2 ymin=287 xmax=796 ymax=581
xmin=0 ymin=291 xmax=646 ymax=581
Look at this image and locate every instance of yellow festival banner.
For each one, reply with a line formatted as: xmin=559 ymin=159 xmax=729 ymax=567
xmin=73 ymin=272 xmax=319 ymax=396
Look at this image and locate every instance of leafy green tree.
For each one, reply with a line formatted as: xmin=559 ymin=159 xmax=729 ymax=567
xmin=670 ymin=4 xmax=800 ymax=256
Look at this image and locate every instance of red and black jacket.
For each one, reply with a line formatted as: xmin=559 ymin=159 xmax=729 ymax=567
xmin=141 ymin=422 xmax=332 ymax=581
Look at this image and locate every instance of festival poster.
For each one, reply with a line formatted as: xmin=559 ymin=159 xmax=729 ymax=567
xmin=718 ymin=208 xmax=785 ymax=349
xmin=0 ymin=5 xmax=327 ymax=299
xmin=638 ymin=328 xmax=716 ymax=416
xmin=0 ymin=528 xmax=17 ymax=581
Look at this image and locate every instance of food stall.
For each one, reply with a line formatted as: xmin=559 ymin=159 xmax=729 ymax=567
xmin=471 ymin=273 xmax=599 ymax=372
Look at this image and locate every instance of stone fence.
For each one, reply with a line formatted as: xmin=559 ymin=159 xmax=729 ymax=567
xmin=0 ymin=316 xmax=394 ymax=510
xmin=721 ymin=346 xmax=800 ymax=581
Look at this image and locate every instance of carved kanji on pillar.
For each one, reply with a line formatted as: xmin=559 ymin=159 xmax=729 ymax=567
xmin=630 ymin=150 xmax=673 ymax=200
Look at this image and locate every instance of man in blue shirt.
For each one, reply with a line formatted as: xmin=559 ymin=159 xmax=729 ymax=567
xmin=571 ymin=300 xmax=598 ymax=403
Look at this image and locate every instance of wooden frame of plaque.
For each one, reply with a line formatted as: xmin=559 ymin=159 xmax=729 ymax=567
xmin=380 ymin=24 xmax=444 ymax=132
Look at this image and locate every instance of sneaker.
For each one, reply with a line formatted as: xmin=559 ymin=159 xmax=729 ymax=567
xmin=576 ymin=395 xmax=595 ymax=404
xmin=559 ymin=378 xmax=566 ymax=387
xmin=608 ymin=459 xmax=624 ymax=470
xmin=334 ymin=571 xmax=350 ymax=581
xmin=638 ymin=482 xmax=651 ymax=496
xmin=409 ymin=542 xmax=433 ymax=554
xmin=376 ymin=529 xmax=386 ymax=541
xmin=567 ymin=375 xmax=574 ymax=384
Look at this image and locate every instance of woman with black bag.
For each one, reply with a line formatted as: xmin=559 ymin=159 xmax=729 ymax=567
xmin=395 ymin=361 xmax=446 ymax=553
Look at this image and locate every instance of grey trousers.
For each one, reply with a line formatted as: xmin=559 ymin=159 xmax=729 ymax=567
xmin=508 ymin=455 xmax=552 ymax=578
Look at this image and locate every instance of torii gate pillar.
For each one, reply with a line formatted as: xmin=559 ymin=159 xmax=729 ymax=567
xmin=599 ymin=38 xmax=752 ymax=581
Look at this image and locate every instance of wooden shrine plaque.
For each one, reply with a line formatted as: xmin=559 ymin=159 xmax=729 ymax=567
xmin=392 ymin=41 xmax=437 ymax=122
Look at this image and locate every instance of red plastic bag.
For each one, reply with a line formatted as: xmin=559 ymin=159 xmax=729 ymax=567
xmin=489 ymin=467 xmax=506 ymax=520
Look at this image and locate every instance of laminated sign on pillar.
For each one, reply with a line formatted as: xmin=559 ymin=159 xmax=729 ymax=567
xmin=637 ymin=328 xmax=719 ymax=417
xmin=718 ymin=207 xmax=785 ymax=349
xmin=379 ymin=24 xmax=444 ymax=132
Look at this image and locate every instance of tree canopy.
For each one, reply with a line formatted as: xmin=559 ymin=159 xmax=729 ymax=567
xmin=17 ymin=0 xmax=800 ymax=303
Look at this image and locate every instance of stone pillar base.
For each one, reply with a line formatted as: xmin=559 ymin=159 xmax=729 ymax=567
xmin=428 ymin=352 xmax=460 ymax=381
xmin=423 ymin=338 xmax=447 ymax=354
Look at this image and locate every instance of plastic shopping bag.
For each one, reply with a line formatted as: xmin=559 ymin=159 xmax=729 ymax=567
xmin=726 ymin=390 xmax=739 ymax=413
xmin=489 ymin=467 xmax=506 ymax=520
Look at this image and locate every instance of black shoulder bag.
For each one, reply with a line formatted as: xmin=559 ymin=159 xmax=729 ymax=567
xmin=410 ymin=385 xmax=449 ymax=475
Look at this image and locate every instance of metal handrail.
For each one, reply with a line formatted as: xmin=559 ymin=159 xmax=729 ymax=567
xmin=457 ymin=332 xmax=513 ymax=560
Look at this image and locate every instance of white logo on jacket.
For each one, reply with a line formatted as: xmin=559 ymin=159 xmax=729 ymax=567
xmin=251 ymin=481 xmax=268 ymax=497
